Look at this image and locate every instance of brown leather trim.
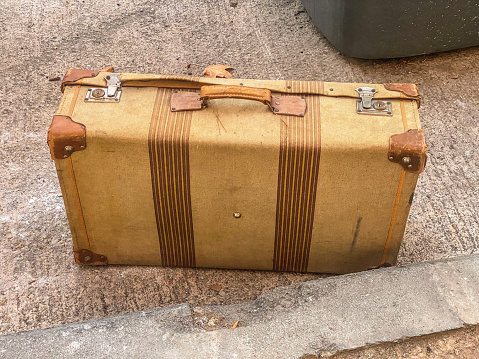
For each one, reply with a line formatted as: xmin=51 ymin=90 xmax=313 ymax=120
xmin=384 ymin=83 xmax=419 ymax=97
xmin=384 ymin=83 xmax=421 ymax=108
xmin=200 ymin=85 xmax=271 ymax=104
xmin=74 ymin=249 xmax=108 ymax=265
xmin=203 ymin=64 xmax=234 ymax=78
xmin=170 ymin=91 xmax=202 ymax=112
xmin=61 ymin=67 xmax=114 ymax=92
xmin=271 ymin=95 xmax=307 ymax=116
xmin=47 ymin=115 xmax=86 ymax=160
xmin=388 ymin=129 xmax=427 ymax=173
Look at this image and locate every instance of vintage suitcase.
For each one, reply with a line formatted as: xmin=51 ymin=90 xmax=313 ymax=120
xmin=48 ymin=67 xmax=427 ymax=274
xmin=301 ymin=0 xmax=479 ymax=59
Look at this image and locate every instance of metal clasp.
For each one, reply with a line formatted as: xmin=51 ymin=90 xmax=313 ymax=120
xmin=355 ymin=87 xmax=392 ymax=116
xmin=85 ymin=74 xmax=122 ymax=102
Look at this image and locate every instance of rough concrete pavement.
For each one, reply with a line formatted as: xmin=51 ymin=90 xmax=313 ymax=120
xmin=2 ymin=254 xmax=479 ymax=358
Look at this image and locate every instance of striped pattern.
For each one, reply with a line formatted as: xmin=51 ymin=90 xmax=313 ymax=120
xmin=273 ymin=95 xmax=322 ymax=272
xmin=148 ymin=88 xmax=196 ymax=267
xmin=285 ymin=80 xmax=324 ymax=95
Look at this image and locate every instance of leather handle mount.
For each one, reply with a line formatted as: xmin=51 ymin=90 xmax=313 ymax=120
xmin=200 ymin=85 xmax=271 ymax=104
xmin=171 ymin=85 xmax=306 ymax=117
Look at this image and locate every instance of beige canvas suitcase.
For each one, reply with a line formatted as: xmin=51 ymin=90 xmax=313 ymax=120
xmin=48 ymin=66 xmax=427 ymax=274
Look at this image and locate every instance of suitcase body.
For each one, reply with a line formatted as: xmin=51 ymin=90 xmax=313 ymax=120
xmin=48 ymin=68 xmax=427 ymax=274
xmin=302 ymin=0 xmax=479 ymax=59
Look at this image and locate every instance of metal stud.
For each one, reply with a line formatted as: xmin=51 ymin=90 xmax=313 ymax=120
xmin=402 ymin=156 xmax=411 ymax=164
xmin=84 ymin=255 xmax=92 ymax=263
xmin=233 ymin=212 xmax=242 ymax=219
xmin=64 ymin=145 xmax=74 ymax=153
xmin=388 ymin=156 xmax=394 ymax=160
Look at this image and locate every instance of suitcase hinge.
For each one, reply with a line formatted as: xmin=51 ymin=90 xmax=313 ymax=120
xmin=85 ymin=74 xmax=122 ymax=102
xmin=355 ymin=87 xmax=392 ymax=116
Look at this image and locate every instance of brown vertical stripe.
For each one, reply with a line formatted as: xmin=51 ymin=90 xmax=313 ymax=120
xmin=273 ymin=92 xmax=321 ymax=272
xmin=148 ymin=88 xmax=196 ymax=267
xmin=285 ymin=80 xmax=324 ymax=95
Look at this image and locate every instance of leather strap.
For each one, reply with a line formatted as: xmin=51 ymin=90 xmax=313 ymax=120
xmin=200 ymin=85 xmax=271 ymax=104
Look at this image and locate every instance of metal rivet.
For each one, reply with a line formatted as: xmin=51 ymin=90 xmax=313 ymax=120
xmin=63 ymin=155 xmax=68 ymax=158
xmin=239 ymin=83 xmax=243 ymax=86
xmin=387 ymin=111 xmax=392 ymax=115
xmin=389 ymin=156 xmax=394 ymax=160
xmin=173 ymin=90 xmax=178 ymax=93
xmin=301 ymin=96 xmax=305 ymax=99
xmin=84 ymin=255 xmax=92 ymax=263
xmin=80 ymin=145 xmax=85 ymax=149
xmin=329 ymin=88 xmax=334 ymax=91
xmin=372 ymin=89 xmax=376 ymax=92
xmin=408 ymin=129 xmax=412 ymax=133
xmin=274 ymin=108 xmax=279 ymax=112
xmin=408 ymin=164 xmax=413 ymax=168
xmin=91 ymin=88 xmax=105 ymax=98
xmin=287 ymin=86 xmax=291 ymax=89
xmin=275 ymin=102 xmax=280 ymax=105
xmin=91 ymin=73 xmax=96 ymax=76
xmin=373 ymin=101 xmax=387 ymax=110
xmin=402 ymin=156 xmax=411 ymax=164
xmin=358 ymin=88 xmax=362 ymax=91
xmin=64 ymin=145 xmax=74 ymax=153
xmin=299 ymin=113 xmax=304 ymax=117
xmin=100 ymin=255 xmax=106 ymax=260
xmin=233 ymin=212 xmax=242 ymax=218
xmin=105 ymin=75 xmax=111 ymax=80
xmin=171 ymin=107 xmax=176 ymax=111
xmin=81 ymin=125 xmax=85 ymax=129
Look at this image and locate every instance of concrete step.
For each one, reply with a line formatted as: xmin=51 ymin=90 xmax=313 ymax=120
xmin=1 ymin=254 xmax=479 ymax=358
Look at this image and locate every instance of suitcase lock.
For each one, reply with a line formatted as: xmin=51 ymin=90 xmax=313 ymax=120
xmin=85 ymin=74 xmax=122 ymax=102
xmin=355 ymin=87 xmax=392 ymax=116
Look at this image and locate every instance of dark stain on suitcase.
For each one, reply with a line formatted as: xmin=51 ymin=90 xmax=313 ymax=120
xmin=350 ymin=217 xmax=363 ymax=253
xmin=409 ymin=192 xmax=415 ymax=206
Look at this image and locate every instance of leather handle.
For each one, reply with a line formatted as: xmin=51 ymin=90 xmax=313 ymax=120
xmin=200 ymin=85 xmax=271 ymax=104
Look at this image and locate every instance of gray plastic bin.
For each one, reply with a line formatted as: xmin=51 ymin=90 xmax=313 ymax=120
xmin=302 ymin=0 xmax=479 ymax=59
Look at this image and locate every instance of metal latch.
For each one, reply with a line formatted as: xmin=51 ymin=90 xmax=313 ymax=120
xmin=85 ymin=74 xmax=122 ymax=102
xmin=355 ymin=87 xmax=392 ymax=116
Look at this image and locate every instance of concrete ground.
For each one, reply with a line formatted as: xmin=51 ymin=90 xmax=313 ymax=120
xmin=0 ymin=0 xmax=478 ymax=343
xmin=2 ymin=254 xmax=479 ymax=358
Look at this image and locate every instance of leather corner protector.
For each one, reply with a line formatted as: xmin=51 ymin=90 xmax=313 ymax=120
xmin=74 ymin=249 xmax=108 ymax=265
xmin=203 ymin=64 xmax=234 ymax=78
xmin=100 ymin=66 xmax=114 ymax=73
xmin=62 ymin=68 xmax=100 ymax=92
xmin=388 ymin=129 xmax=427 ymax=173
xmin=384 ymin=83 xmax=421 ymax=107
xmin=368 ymin=262 xmax=393 ymax=270
xmin=47 ymin=115 xmax=86 ymax=160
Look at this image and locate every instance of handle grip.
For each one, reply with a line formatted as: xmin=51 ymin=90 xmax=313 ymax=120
xmin=200 ymin=85 xmax=271 ymax=105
